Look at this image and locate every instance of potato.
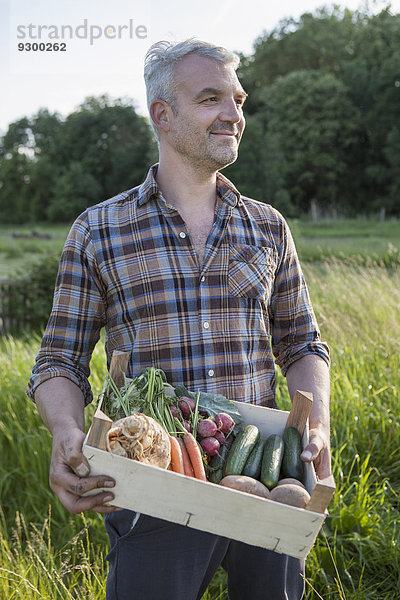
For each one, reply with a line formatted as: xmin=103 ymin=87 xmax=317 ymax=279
xmin=276 ymin=478 xmax=306 ymax=490
xmin=220 ymin=475 xmax=271 ymax=499
xmin=269 ymin=484 xmax=311 ymax=508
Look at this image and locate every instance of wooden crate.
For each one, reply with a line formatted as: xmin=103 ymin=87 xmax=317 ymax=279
xmin=83 ymin=390 xmax=334 ymax=559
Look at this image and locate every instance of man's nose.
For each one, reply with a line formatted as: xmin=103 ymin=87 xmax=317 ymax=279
xmin=219 ymin=98 xmax=242 ymax=122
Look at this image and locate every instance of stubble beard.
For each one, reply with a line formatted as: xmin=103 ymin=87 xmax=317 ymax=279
xmin=171 ymin=121 xmax=241 ymax=174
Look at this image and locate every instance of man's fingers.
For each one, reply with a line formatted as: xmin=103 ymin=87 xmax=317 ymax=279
xmin=56 ymin=488 xmax=119 ymax=514
xmin=50 ymin=468 xmax=115 ymax=495
xmin=61 ymin=431 xmax=91 ymax=476
xmin=301 ymin=442 xmax=321 ymax=462
xmin=50 ymin=453 xmax=115 ymax=497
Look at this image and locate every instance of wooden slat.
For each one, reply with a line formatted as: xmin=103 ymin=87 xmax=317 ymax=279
xmin=83 ymin=394 xmax=332 ymax=556
xmin=83 ymin=445 xmax=326 ymax=559
xmin=286 ymin=390 xmax=313 ymax=436
xmin=306 ymin=475 xmax=336 ymax=514
xmin=85 ymin=409 xmax=113 ymax=450
xmin=109 ymin=350 xmax=130 ymax=388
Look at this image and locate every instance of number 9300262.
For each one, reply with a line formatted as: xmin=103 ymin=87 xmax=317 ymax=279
xmin=18 ymin=42 xmax=67 ymax=51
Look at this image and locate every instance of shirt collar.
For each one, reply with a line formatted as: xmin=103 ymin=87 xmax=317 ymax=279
xmin=137 ymin=163 xmax=240 ymax=208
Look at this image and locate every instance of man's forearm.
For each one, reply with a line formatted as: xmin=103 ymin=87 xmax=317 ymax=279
xmin=286 ymin=354 xmax=331 ymax=478
xmin=286 ymin=354 xmax=330 ymax=434
xmin=34 ymin=376 xmax=86 ymax=435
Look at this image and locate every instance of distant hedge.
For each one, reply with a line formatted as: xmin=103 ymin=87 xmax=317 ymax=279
xmin=0 ymin=254 xmax=59 ymax=333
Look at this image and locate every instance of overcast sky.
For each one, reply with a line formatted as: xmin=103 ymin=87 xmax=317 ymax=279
xmin=0 ymin=0 xmax=398 ymax=134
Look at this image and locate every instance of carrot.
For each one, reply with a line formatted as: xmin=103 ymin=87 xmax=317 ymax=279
xmin=178 ymin=437 xmax=195 ymax=477
xmin=183 ymin=432 xmax=207 ymax=481
xmin=169 ymin=435 xmax=185 ymax=474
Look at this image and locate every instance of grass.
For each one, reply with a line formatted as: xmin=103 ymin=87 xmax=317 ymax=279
xmin=0 ymin=221 xmax=399 ymax=598
xmin=0 ymin=225 xmax=69 ymax=279
xmin=1 ymin=217 xmax=400 ymax=280
xmin=291 ymin=218 xmax=400 ymax=267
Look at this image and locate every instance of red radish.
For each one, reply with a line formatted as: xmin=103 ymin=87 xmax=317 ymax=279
xmin=200 ymin=436 xmax=220 ymax=457
xmin=215 ymin=412 xmax=235 ymax=433
xmin=197 ymin=419 xmax=218 ymax=439
xmin=182 ymin=420 xmax=191 ymax=433
xmin=214 ymin=430 xmax=226 ymax=445
xmin=178 ymin=397 xmax=196 ymax=417
xmin=169 ymin=405 xmax=182 ymax=420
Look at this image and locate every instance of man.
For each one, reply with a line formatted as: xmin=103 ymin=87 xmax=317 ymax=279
xmin=27 ymin=39 xmax=331 ymax=600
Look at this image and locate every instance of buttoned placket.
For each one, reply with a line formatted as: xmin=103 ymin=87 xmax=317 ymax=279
xmin=197 ymin=200 xmax=234 ymax=386
xmin=157 ymin=192 xmax=235 ymax=386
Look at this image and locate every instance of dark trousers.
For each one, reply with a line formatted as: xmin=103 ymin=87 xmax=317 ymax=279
xmin=105 ymin=510 xmax=305 ymax=600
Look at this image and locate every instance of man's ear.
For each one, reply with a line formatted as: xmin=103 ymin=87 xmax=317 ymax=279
xmin=150 ymin=100 xmax=171 ymax=134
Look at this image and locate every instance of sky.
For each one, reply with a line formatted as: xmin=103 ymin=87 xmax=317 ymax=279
xmin=0 ymin=0 xmax=399 ymax=134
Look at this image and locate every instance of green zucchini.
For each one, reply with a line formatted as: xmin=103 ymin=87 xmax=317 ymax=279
xmin=242 ymin=437 xmax=265 ymax=479
xmin=260 ymin=434 xmax=284 ymax=489
xmin=208 ymin=436 xmax=234 ymax=484
xmin=281 ymin=426 xmax=304 ymax=482
xmin=224 ymin=425 xmax=260 ymax=476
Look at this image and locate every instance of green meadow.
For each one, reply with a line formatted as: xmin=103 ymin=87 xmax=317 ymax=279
xmin=0 ymin=219 xmax=399 ymax=598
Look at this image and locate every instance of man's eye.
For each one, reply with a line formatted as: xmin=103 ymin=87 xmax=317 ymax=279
xmin=204 ymin=97 xmax=218 ymax=102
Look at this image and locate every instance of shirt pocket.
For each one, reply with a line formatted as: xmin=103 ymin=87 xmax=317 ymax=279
xmin=228 ymin=244 xmax=276 ymax=299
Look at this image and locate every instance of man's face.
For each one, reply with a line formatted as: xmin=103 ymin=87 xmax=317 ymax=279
xmin=165 ymin=54 xmax=247 ymax=171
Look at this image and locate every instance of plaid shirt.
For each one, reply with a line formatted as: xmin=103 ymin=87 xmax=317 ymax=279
xmin=27 ymin=164 xmax=329 ymax=408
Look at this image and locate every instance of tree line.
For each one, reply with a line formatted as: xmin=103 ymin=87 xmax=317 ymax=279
xmin=1 ymin=6 xmax=399 ymax=223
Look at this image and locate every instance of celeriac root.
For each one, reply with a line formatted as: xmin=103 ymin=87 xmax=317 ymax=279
xmin=106 ymin=413 xmax=171 ymax=469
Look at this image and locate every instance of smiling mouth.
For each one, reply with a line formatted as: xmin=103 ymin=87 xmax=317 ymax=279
xmin=210 ymin=132 xmax=238 ymax=141
xmin=211 ymin=131 xmax=236 ymax=136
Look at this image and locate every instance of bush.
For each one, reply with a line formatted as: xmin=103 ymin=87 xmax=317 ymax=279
xmin=1 ymin=254 xmax=59 ymax=332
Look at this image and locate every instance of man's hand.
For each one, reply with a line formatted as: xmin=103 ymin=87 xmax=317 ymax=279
xmin=50 ymin=426 xmax=118 ymax=514
xmin=300 ymin=427 xmax=331 ymax=481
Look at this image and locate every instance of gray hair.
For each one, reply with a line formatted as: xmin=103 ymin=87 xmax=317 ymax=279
xmin=144 ymin=38 xmax=240 ymax=139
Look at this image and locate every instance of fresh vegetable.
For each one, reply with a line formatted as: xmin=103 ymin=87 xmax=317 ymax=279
xmin=214 ymin=430 xmax=226 ymax=445
xmin=178 ymin=438 xmax=194 ymax=477
xmin=224 ymin=425 xmax=260 ymax=476
xmin=281 ymin=426 xmax=304 ymax=482
xmin=106 ymin=414 xmax=171 ymax=469
xmin=260 ymin=434 xmax=284 ymax=489
xmin=208 ymin=437 xmax=233 ymax=484
xmin=269 ymin=483 xmax=311 ymax=508
xmin=219 ymin=475 xmax=271 ymax=499
xmin=200 ymin=436 xmax=220 ymax=457
xmin=242 ymin=437 xmax=265 ymax=479
xmin=182 ymin=432 xmax=207 ymax=481
xmin=276 ymin=478 xmax=306 ymax=489
xmin=169 ymin=435 xmax=184 ymax=474
xmin=197 ymin=391 xmax=243 ymax=434
xmin=197 ymin=419 xmax=218 ymax=439
xmin=178 ymin=397 xmax=196 ymax=417
xmin=174 ymin=384 xmax=193 ymax=399
xmin=214 ymin=412 xmax=235 ymax=433
xmin=169 ymin=405 xmax=182 ymax=420
xmin=103 ymin=367 xmax=176 ymax=436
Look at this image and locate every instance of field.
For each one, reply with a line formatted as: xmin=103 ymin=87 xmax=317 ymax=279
xmin=0 ymin=219 xmax=399 ymax=598
xmin=1 ymin=217 xmax=400 ymax=279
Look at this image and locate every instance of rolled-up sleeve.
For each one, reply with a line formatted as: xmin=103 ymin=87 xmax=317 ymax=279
xmin=26 ymin=212 xmax=106 ymax=405
xmin=269 ymin=218 xmax=330 ymax=376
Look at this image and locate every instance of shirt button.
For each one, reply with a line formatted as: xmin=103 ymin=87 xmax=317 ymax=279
xmin=208 ymin=369 xmax=214 ymax=377
xmin=203 ymin=321 xmax=210 ymax=329
xmin=179 ymin=231 xmax=186 ymax=238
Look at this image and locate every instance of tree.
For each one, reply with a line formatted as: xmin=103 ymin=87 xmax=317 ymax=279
xmin=0 ymin=96 xmax=157 ymax=223
xmin=0 ymin=150 xmax=33 ymax=223
xmin=263 ymin=70 xmax=360 ymax=213
xmin=239 ymin=7 xmax=357 ymax=114
xmin=46 ymin=161 xmax=103 ymax=222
